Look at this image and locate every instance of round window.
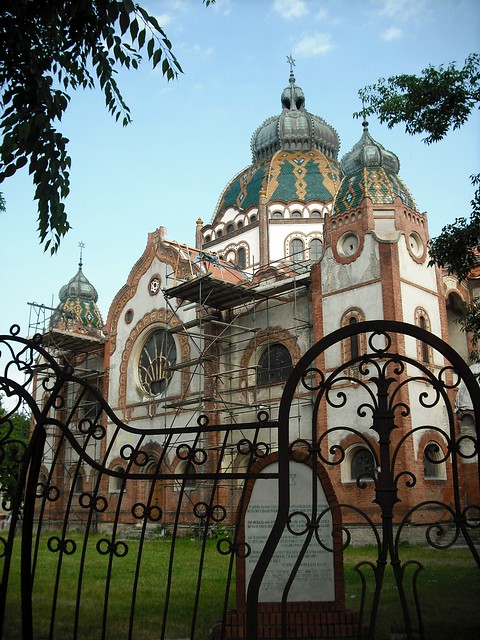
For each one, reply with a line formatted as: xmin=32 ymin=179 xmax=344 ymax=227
xmin=408 ymin=232 xmax=424 ymax=258
xmin=338 ymin=232 xmax=359 ymax=257
xmin=138 ymin=329 xmax=177 ymax=397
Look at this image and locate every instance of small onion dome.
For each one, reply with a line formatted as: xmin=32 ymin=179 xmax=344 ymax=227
xmin=52 ymin=261 xmax=103 ymax=331
xmin=341 ymin=121 xmax=399 ymax=176
xmin=251 ymin=70 xmax=340 ymax=163
xmin=334 ymin=121 xmax=417 ymax=214
xmin=59 ymin=267 xmax=99 ymax=304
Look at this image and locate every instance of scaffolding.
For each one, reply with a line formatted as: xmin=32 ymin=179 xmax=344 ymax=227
xmin=26 ymin=301 xmax=106 ymax=528
xmin=161 ymin=244 xmax=316 ymax=435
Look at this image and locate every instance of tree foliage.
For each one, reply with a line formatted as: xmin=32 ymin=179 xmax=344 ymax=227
xmin=356 ymin=53 xmax=480 ymax=144
xmin=0 ymin=398 xmax=29 ymax=502
xmin=0 ymin=0 xmax=212 ymax=253
xmin=356 ymin=55 xmax=480 ymax=357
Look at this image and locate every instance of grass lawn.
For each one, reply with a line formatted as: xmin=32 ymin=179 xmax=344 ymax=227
xmin=1 ymin=534 xmax=478 ymax=639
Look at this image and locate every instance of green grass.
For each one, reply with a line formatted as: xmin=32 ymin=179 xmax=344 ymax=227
xmin=1 ymin=535 xmax=478 ymax=639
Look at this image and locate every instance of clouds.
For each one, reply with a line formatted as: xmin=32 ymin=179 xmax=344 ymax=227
xmin=381 ymin=26 xmax=402 ymax=41
xmin=372 ymin=0 xmax=431 ymax=41
xmin=273 ymin=1 xmax=333 ymax=58
xmin=273 ymin=0 xmax=309 ymax=20
xmin=294 ymin=33 xmax=334 ymax=57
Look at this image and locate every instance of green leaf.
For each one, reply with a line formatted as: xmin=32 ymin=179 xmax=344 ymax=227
xmin=152 ymin=48 xmax=162 ymax=68
xmin=119 ymin=10 xmax=130 ymax=36
xmin=130 ymin=19 xmax=139 ymax=42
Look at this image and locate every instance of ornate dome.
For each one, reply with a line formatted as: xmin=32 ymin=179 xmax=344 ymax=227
xmin=59 ymin=267 xmax=99 ymax=304
xmin=251 ymin=69 xmax=340 ymax=163
xmin=52 ymin=253 xmax=103 ymax=331
xmin=212 ymin=69 xmax=342 ymax=223
xmin=334 ymin=121 xmax=417 ymax=214
xmin=213 ymin=150 xmax=341 ymax=221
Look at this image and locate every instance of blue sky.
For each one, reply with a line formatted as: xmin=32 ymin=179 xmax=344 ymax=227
xmin=1 ymin=0 xmax=479 ymax=339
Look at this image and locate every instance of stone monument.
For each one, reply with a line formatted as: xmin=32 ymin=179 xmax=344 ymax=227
xmin=213 ymin=452 xmax=361 ymax=639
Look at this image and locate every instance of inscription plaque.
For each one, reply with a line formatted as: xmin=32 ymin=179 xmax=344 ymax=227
xmin=244 ymin=460 xmax=334 ymax=602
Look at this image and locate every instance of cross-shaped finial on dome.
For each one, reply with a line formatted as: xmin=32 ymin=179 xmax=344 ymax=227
xmin=287 ymin=54 xmax=296 ymax=82
xmin=79 ymin=241 xmax=85 ymax=269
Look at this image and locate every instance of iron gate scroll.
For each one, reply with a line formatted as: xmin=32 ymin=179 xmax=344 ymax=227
xmin=0 ymin=321 xmax=479 ymax=639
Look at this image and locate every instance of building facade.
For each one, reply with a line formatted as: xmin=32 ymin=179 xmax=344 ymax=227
xmin=33 ymin=69 xmax=477 ymax=530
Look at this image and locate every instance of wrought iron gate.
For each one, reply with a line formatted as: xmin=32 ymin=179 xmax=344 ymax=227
xmin=0 ymin=321 xmax=479 ymax=639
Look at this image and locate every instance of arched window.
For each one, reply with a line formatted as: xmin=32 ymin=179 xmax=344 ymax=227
xmin=237 ymin=247 xmax=246 ymax=269
xmin=250 ymin=214 xmax=257 ymax=223
xmin=349 ymin=316 xmax=359 ymax=360
xmin=272 ymin=211 xmax=283 ymax=219
xmin=290 ymin=238 xmax=304 ymax=262
xmin=311 ymin=210 xmax=322 ymax=219
xmin=217 ymin=229 xmax=223 ymax=238
xmin=109 ymin=465 xmax=124 ymax=493
xmin=180 ymin=460 xmax=196 ymax=490
xmin=237 ymin=220 xmax=244 ymax=229
xmin=310 ymin=238 xmax=322 ymax=261
xmin=73 ymin=473 xmax=84 ymax=494
xmin=257 ymin=343 xmax=293 ymax=385
xmin=138 ymin=329 xmax=177 ymax=397
xmin=416 ymin=313 xmax=430 ymax=363
xmin=351 ymin=447 xmax=375 ymax=481
xmin=204 ymin=234 xmax=211 ymax=243
xmin=226 ymin=223 xmax=234 ymax=234
xmin=423 ymin=443 xmax=444 ymax=479
xmin=79 ymin=389 xmax=100 ymax=423
xmin=291 ymin=211 xmax=302 ymax=219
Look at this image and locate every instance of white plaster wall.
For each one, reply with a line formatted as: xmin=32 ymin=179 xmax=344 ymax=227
xmin=397 ymin=237 xmax=437 ymax=290
xmin=321 ymin=235 xmax=381 ymax=296
xmin=400 ymin=282 xmax=443 ymax=367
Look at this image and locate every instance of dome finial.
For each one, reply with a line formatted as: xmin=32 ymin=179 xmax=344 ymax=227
xmin=286 ymin=54 xmax=296 ymax=83
xmin=78 ymin=241 xmax=85 ymax=270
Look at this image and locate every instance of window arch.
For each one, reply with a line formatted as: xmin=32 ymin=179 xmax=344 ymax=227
xmin=349 ymin=316 xmax=359 ymax=360
xmin=291 ymin=210 xmax=302 ymax=219
xmin=310 ymin=210 xmax=322 ymax=219
xmin=257 ymin=343 xmax=293 ymax=385
xmin=272 ymin=211 xmax=283 ymax=219
xmin=109 ymin=465 xmax=125 ymax=493
xmin=423 ymin=442 xmax=446 ymax=479
xmin=309 ymin=238 xmax=322 ymax=261
xmin=178 ymin=460 xmax=196 ymax=490
xmin=237 ymin=246 xmax=246 ymax=269
xmin=138 ymin=328 xmax=177 ymax=397
xmin=351 ymin=447 xmax=376 ymax=482
xmin=237 ymin=220 xmax=244 ymax=229
xmin=72 ymin=471 xmax=84 ymax=494
xmin=290 ymin=238 xmax=304 ymax=262
xmin=226 ymin=223 xmax=234 ymax=234
xmin=340 ymin=308 xmax=366 ymax=367
xmin=415 ymin=308 xmax=432 ymax=364
xmin=250 ymin=214 xmax=257 ymax=223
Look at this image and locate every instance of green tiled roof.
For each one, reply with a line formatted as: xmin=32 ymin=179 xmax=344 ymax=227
xmin=213 ymin=150 xmax=342 ymax=222
xmin=334 ymin=167 xmax=417 ymax=214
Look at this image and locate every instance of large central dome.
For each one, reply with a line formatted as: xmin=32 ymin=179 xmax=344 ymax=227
xmin=212 ymin=71 xmax=341 ymax=223
xmin=251 ymin=68 xmax=340 ymax=162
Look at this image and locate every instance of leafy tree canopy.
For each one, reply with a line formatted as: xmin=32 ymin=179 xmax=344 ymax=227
xmin=0 ymin=397 xmax=30 ymax=502
xmin=356 ymin=53 xmax=480 ymax=144
xmin=0 ymin=0 xmax=212 ymax=253
xmin=356 ymin=54 xmax=480 ymax=357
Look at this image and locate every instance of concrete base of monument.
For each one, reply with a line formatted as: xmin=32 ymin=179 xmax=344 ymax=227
xmin=211 ymin=603 xmax=364 ymax=639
